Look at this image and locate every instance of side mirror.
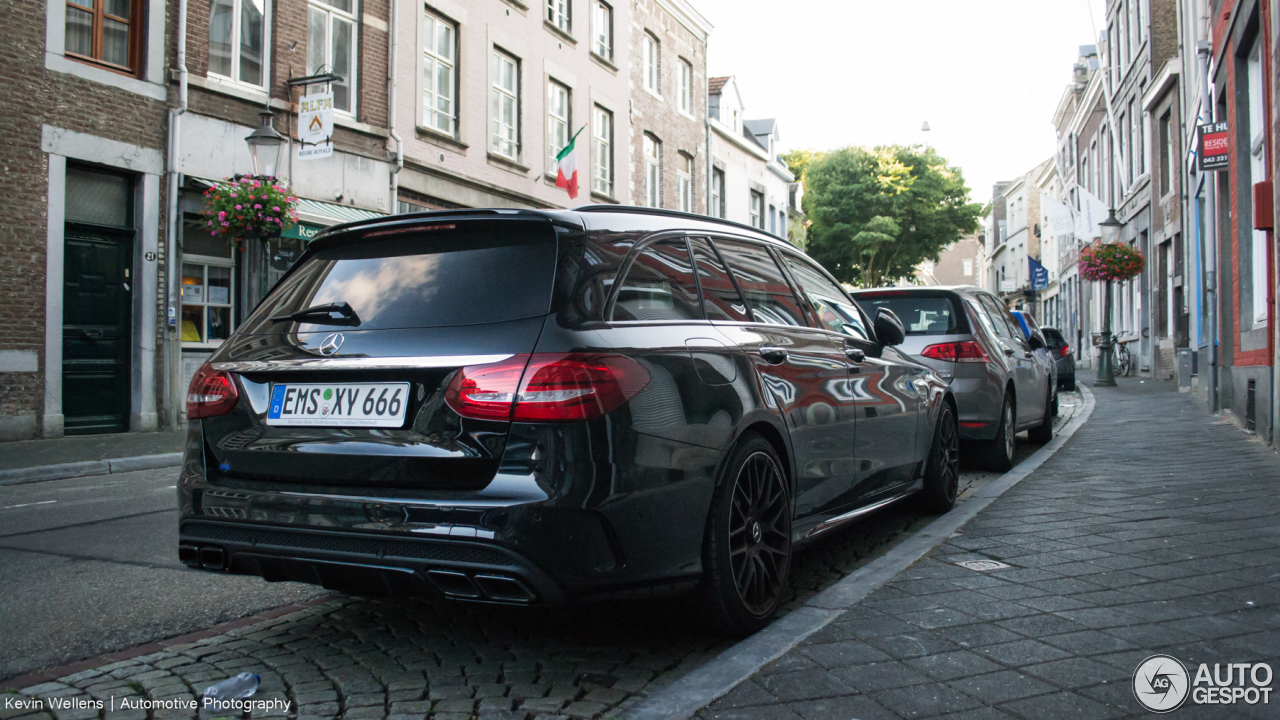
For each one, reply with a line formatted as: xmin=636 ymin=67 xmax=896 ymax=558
xmin=874 ymin=308 xmax=906 ymax=346
xmin=1027 ymin=332 xmax=1045 ymax=351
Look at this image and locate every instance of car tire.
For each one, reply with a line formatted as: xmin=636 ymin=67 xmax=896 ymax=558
xmin=1028 ymin=388 xmax=1054 ymax=444
xmin=979 ymin=393 xmax=1016 ymax=473
xmin=914 ymin=403 xmax=960 ymax=514
xmin=697 ymin=433 xmax=792 ymax=637
xmin=1062 ymin=378 xmax=1076 ymax=392
xmin=1051 ymin=386 xmax=1060 ymax=416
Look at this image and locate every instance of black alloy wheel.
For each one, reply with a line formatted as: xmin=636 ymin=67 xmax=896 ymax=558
xmin=699 ymin=433 xmax=792 ymax=636
xmin=915 ymin=403 xmax=960 ymax=513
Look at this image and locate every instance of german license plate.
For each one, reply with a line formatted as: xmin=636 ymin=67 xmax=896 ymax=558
xmin=267 ymin=383 xmax=410 ymax=427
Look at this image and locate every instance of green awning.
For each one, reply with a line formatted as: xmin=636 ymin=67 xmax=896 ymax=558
xmin=294 ymin=198 xmax=386 ymax=227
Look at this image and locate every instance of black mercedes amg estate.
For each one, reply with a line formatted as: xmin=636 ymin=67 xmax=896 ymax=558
xmin=178 ymin=207 xmax=959 ymax=634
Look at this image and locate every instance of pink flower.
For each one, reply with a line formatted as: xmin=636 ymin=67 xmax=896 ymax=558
xmin=235 ymin=205 xmax=242 ymax=210
xmin=254 ymin=204 xmax=262 ymax=209
xmin=273 ymin=206 xmax=280 ymax=212
xmin=221 ymin=222 xmax=229 ymax=227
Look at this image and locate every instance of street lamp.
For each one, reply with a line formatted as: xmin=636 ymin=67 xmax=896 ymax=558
xmin=245 ymin=105 xmax=286 ymax=178
xmin=1094 ymin=208 xmax=1122 ymax=387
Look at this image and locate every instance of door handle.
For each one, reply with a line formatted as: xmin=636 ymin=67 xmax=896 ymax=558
xmin=1023 ymin=351 xmax=1033 ymax=359
xmin=1003 ymin=347 xmax=1015 ymax=357
xmin=82 ymin=329 xmax=103 ymax=341
xmin=759 ymin=346 xmax=788 ymax=364
xmin=844 ymin=347 xmax=866 ymax=363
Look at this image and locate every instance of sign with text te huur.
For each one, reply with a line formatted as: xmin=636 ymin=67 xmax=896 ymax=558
xmin=1198 ymin=121 xmax=1229 ymax=172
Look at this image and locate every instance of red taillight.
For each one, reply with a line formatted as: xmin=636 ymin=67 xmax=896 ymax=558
xmin=445 ymin=353 xmax=651 ymax=423
xmin=186 ymin=363 xmax=239 ymax=419
xmin=444 ymin=354 xmax=531 ymax=421
xmin=921 ymin=341 xmax=991 ymax=363
xmin=1060 ymin=344 xmax=1072 ymax=358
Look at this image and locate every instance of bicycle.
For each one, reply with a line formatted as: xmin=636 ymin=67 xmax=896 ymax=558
xmin=1091 ymin=333 xmax=1133 ymax=377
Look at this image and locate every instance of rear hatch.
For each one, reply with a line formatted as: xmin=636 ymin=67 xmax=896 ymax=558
xmin=853 ymin=290 xmax=972 ymax=380
xmin=197 ymin=217 xmax=566 ymax=493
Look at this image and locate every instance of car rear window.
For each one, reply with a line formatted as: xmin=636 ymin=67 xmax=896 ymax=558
xmin=1041 ymin=328 xmax=1066 ymax=345
xmin=241 ymin=221 xmax=557 ymax=333
xmin=855 ymin=293 xmax=967 ymax=336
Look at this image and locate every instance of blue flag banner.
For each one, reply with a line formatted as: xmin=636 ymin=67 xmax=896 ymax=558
xmin=1029 ymin=256 xmax=1049 ymax=290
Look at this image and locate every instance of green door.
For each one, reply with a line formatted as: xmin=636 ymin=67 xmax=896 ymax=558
xmin=63 ymin=226 xmax=133 ymax=435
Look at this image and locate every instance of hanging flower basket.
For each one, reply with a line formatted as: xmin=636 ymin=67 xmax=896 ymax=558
xmin=202 ymin=176 xmax=298 ymax=245
xmin=1078 ymin=241 xmax=1144 ymax=283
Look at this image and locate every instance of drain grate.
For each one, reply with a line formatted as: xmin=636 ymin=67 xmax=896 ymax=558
xmin=956 ymin=559 xmax=1011 ymax=571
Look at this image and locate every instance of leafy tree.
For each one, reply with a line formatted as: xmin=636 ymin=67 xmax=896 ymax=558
xmin=780 ymin=148 xmax=821 ymax=183
xmin=802 ymin=145 xmax=983 ymax=288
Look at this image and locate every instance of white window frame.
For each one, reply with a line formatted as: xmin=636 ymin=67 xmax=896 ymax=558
xmin=307 ymin=0 xmax=358 ymax=115
xmin=677 ymin=58 xmax=692 ymax=116
xmin=547 ymin=0 xmax=570 ymax=33
xmin=644 ymin=134 xmax=661 ymax=207
xmin=592 ymin=105 xmax=613 ymax=197
xmin=207 ymin=0 xmax=271 ymax=90
xmin=592 ymin=1 xmax=612 ymax=61
xmin=710 ymin=168 xmax=724 ymax=218
xmin=547 ymin=79 xmax=570 ymax=163
xmin=749 ymin=190 xmax=763 ymax=229
xmin=421 ymin=10 xmax=457 ymax=135
xmin=491 ymin=49 xmax=519 ymax=160
xmin=643 ymin=32 xmax=660 ymax=97
xmin=181 ymin=255 xmax=236 ymax=350
xmin=1248 ymin=40 xmax=1268 ymax=325
xmin=677 ymin=153 xmax=692 ymax=212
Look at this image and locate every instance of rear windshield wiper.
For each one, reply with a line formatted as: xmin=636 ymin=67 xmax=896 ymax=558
xmin=270 ymin=302 xmax=361 ymax=327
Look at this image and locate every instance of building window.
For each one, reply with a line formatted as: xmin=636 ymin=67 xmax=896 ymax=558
xmin=181 ymin=217 xmax=236 ymax=348
xmin=962 ymin=259 xmax=973 ymax=277
xmin=209 ymin=0 xmax=267 ymax=87
xmin=547 ymin=0 xmax=570 ymax=33
xmin=592 ymin=1 xmax=612 ymax=60
xmin=643 ymin=32 xmax=660 ymax=95
xmin=65 ymin=0 xmax=140 ymax=71
xmin=1248 ymin=40 xmax=1268 ymax=325
xmin=711 ymin=168 xmax=725 ymax=218
xmin=677 ymin=58 xmax=692 ymax=115
xmin=643 ymin=134 xmax=661 ymax=207
xmin=307 ymin=0 xmax=357 ymax=113
xmin=421 ymin=11 xmax=456 ymax=135
xmin=491 ymin=50 xmax=519 ymax=159
xmin=768 ymin=204 xmax=777 ymax=234
xmin=677 ymin=153 xmax=693 ymax=212
xmin=749 ymin=190 xmax=763 ymax=229
xmin=592 ymin=106 xmax=613 ymax=196
xmin=1158 ymin=111 xmax=1171 ymax=194
xmin=547 ymin=80 xmax=570 ymax=162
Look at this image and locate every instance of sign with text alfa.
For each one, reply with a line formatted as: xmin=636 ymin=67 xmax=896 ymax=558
xmin=1198 ymin=121 xmax=1229 ymax=172
xmin=298 ymin=90 xmax=334 ymax=161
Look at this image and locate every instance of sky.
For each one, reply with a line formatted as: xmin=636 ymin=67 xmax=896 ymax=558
xmin=693 ymin=0 xmax=1102 ymax=206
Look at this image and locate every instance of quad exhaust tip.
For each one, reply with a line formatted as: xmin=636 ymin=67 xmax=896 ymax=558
xmin=428 ymin=569 xmax=534 ymax=604
xmin=180 ymin=544 xmax=227 ymax=571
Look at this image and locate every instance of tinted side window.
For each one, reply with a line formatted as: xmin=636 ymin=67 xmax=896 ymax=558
xmin=612 ymin=239 xmax=701 ymax=321
xmin=978 ymin=295 xmax=1018 ymax=340
xmin=713 ymin=239 xmax=807 ymax=327
xmin=783 ymin=254 xmax=869 ymax=340
xmin=690 ymin=237 xmax=749 ymax=322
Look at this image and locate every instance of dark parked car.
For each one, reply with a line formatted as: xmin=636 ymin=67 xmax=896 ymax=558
xmin=1039 ymin=326 xmax=1076 ymax=391
xmin=1010 ymin=310 xmax=1059 ymax=416
xmin=178 ymin=207 xmax=958 ymax=634
xmin=851 ymin=287 xmax=1055 ymax=471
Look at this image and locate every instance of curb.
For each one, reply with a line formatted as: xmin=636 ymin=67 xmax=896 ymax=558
xmin=0 ymin=596 xmax=335 ymax=691
xmin=622 ymin=386 xmax=1097 ymax=720
xmin=0 ymin=453 xmax=183 ymax=486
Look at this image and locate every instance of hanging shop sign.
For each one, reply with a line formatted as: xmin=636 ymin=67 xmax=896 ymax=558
xmin=282 ymin=221 xmax=324 ymax=241
xmin=1198 ymin=121 xmax=1229 ymax=172
xmin=298 ymin=90 xmax=334 ymax=160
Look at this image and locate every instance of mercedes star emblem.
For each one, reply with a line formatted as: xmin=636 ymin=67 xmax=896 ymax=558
xmin=318 ymin=333 xmax=345 ymax=356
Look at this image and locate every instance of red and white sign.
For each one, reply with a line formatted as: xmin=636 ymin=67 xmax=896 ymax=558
xmin=1199 ymin=121 xmax=1229 ymax=172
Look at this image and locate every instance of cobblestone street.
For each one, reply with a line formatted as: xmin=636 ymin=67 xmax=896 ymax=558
xmin=1 ymin=398 xmax=1082 ymax=720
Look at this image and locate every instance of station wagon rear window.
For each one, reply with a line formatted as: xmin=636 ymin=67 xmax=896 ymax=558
xmin=856 ymin=292 xmax=967 ymax=336
xmin=241 ymin=221 xmax=558 ymax=332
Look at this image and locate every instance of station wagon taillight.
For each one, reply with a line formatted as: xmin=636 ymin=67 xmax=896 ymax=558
xmin=445 ymin=354 xmax=651 ymax=423
xmin=187 ymin=364 xmax=240 ymax=419
xmin=1060 ymin=344 xmax=1072 ymax=358
xmin=921 ymin=341 xmax=991 ymax=363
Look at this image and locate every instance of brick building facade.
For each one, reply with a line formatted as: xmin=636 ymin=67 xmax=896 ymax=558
xmin=628 ymin=0 xmax=710 ymax=214
xmin=1 ymin=0 xmax=170 ymax=439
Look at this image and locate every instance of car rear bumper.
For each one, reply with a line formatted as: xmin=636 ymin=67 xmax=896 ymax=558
xmin=947 ymin=376 xmax=1003 ymax=441
xmin=177 ymin=421 xmax=719 ymax=605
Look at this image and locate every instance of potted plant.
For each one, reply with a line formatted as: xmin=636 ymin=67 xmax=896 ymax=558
xmin=203 ymin=176 xmax=299 ymax=247
xmin=1078 ymin=240 xmax=1144 ymax=384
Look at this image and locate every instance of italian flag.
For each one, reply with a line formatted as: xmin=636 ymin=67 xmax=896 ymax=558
xmin=555 ymin=125 xmax=586 ymax=199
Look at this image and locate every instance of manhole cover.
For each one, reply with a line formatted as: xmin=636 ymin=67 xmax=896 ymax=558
xmin=956 ymin=559 xmax=1010 ymax=571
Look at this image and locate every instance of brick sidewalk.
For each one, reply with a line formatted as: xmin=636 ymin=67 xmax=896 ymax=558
xmin=698 ymin=379 xmax=1280 ymax=720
